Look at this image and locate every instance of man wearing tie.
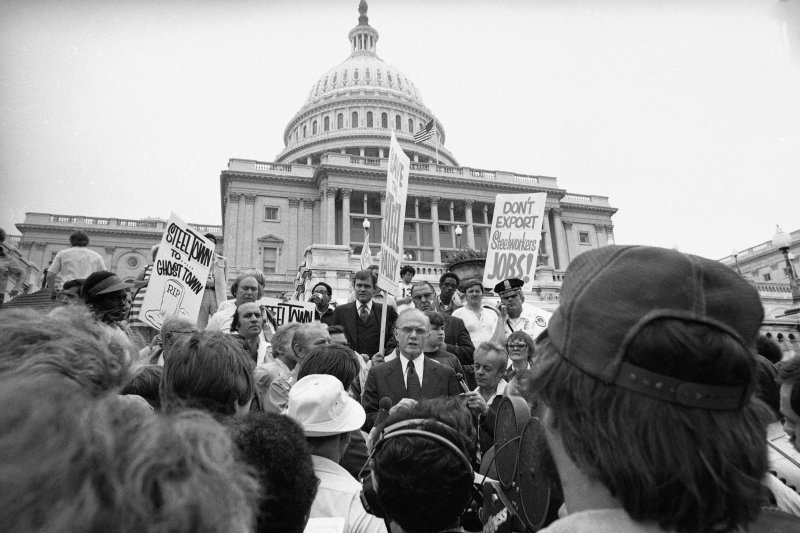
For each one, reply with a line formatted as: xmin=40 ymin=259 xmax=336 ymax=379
xmin=361 ymin=308 xmax=460 ymax=430
xmin=332 ymin=270 xmax=398 ymax=359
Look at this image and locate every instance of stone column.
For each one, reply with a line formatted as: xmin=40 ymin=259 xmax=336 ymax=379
xmin=104 ymin=246 xmax=116 ymax=271
xmin=236 ymin=195 xmax=248 ymax=271
xmin=225 ymin=192 xmax=241 ymax=272
xmin=542 ymin=209 xmax=554 ymax=268
xmin=341 ymin=188 xmax=352 ymax=248
xmin=595 ymin=224 xmax=607 ymax=247
xmin=464 ymin=199 xmax=476 ymax=249
xmin=562 ymin=220 xmax=574 ymax=264
xmin=327 ymin=186 xmax=338 ymax=244
xmin=430 ymin=196 xmax=442 ymax=263
xmin=34 ymin=242 xmax=47 ymax=270
xmin=552 ymin=208 xmax=568 ymax=269
xmin=18 ymin=241 xmax=32 ymax=262
xmin=303 ymin=199 xmax=316 ymax=252
xmin=287 ymin=197 xmax=300 ymax=269
xmin=243 ymin=194 xmax=256 ymax=269
xmin=605 ymin=224 xmax=615 ymax=246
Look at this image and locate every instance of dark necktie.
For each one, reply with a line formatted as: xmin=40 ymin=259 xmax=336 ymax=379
xmin=406 ymin=361 xmax=422 ymax=401
xmin=359 ymin=304 xmax=369 ymax=324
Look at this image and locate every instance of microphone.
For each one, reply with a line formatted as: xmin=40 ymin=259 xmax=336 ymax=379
xmin=455 ymin=373 xmax=470 ymax=394
xmin=374 ymin=397 xmax=393 ymax=430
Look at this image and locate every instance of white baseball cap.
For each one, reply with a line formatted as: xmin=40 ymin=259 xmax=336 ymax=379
xmin=286 ymin=374 xmax=366 ymax=437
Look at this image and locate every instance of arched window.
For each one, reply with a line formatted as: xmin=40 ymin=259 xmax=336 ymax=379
xmin=395 ymin=115 xmax=402 ymax=131
xmin=337 ymin=113 xmax=344 ymax=129
xmin=312 ymin=120 xmax=317 ymax=135
xmin=381 ymin=113 xmax=388 ymax=128
xmin=324 ymin=116 xmax=330 ymax=131
xmin=303 ymin=125 xmax=307 ymax=138
xmin=367 ymin=111 xmax=373 ymax=127
xmin=408 ymin=119 xmax=414 ymax=133
xmin=354 ymin=69 xmax=359 ymax=80
xmin=351 ymin=111 xmax=358 ymax=127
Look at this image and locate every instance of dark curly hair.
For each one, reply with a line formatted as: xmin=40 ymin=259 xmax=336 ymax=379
xmin=231 ymin=412 xmax=317 ymax=533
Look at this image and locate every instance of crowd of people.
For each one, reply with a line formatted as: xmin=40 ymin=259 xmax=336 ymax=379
xmin=2 ymin=230 xmax=800 ymax=532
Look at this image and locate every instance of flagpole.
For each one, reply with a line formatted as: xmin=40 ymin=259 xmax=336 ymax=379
xmin=433 ymin=117 xmax=440 ymax=166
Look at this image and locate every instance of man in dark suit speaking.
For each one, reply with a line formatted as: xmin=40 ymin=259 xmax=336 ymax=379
xmin=332 ymin=270 xmax=397 ymax=359
xmin=361 ymin=308 xmax=460 ymax=430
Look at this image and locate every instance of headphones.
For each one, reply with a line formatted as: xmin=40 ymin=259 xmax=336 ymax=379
xmin=360 ymin=418 xmax=475 ymax=519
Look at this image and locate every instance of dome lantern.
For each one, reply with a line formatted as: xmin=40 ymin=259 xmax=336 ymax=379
xmin=348 ymin=0 xmax=379 ymax=55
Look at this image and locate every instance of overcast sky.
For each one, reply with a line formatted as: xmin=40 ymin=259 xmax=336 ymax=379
xmin=1 ymin=0 xmax=798 ymax=261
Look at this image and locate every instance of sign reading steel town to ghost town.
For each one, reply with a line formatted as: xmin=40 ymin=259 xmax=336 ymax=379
xmin=482 ymin=193 xmax=547 ymax=291
xmin=140 ymin=213 xmax=213 ymax=330
xmin=377 ymin=131 xmax=410 ymax=296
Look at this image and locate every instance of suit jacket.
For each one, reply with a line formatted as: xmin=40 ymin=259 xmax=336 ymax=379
xmin=443 ymin=314 xmax=474 ymax=366
xmin=332 ymin=300 xmax=398 ymax=356
xmin=443 ymin=314 xmax=476 ymax=389
xmin=361 ymin=356 xmax=460 ymax=430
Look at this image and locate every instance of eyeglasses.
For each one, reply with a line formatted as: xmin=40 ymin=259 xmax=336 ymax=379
xmin=506 ymin=343 xmax=528 ymax=350
xmin=411 ymin=293 xmax=435 ymax=301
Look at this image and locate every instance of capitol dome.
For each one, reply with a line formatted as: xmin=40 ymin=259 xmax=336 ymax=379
xmin=305 ymin=53 xmax=424 ymax=108
xmin=275 ymin=0 xmax=457 ymax=167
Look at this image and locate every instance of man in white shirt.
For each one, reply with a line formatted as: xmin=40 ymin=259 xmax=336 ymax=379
xmin=462 ymin=341 xmax=508 ymax=456
xmin=286 ymin=374 xmax=387 ymax=533
xmin=47 ymin=231 xmax=105 ymax=299
xmin=493 ymin=277 xmax=551 ymax=340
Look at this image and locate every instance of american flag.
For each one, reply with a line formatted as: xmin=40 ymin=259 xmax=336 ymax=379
xmin=413 ymin=119 xmax=436 ymax=143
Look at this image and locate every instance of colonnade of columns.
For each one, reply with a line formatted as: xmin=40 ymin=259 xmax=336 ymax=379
xmin=224 ymin=189 xmax=615 ymax=278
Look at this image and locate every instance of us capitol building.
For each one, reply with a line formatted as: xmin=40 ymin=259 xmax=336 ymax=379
xmin=220 ymin=1 xmax=617 ymax=303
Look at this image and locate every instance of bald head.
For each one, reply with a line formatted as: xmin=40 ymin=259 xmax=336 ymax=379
xmin=161 ymin=316 xmax=197 ymax=355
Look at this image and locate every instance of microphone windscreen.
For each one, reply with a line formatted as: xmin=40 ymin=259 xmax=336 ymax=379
xmin=379 ymin=397 xmax=393 ymax=411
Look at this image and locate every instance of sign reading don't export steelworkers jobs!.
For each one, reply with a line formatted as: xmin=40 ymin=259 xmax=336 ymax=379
xmin=377 ymin=131 xmax=410 ymax=296
xmin=140 ymin=213 xmax=214 ymax=330
xmin=482 ymin=193 xmax=547 ymax=292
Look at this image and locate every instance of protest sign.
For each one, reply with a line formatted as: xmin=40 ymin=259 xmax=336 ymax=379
xmin=482 ymin=193 xmax=547 ymax=291
xmin=255 ymin=297 xmax=316 ymax=326
xmin=140 ymin=213 xmax=213 ymax=330
xmin=377 ymin=131 xmax=410 ymax=296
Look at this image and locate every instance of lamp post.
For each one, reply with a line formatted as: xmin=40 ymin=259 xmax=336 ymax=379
xmin=731 ymin=248 xmax=742 ymax=275
xmin=455 ymin=225 xmax=462 ymax=250
xmin=363 ymin=218 xmax=371 ymax=239
xmin=771 ymin=225 xmax=800 ymax=315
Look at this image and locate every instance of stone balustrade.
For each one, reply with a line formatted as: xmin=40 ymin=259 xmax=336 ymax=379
xmin=28 ymin=213 xmax=221 ymax=234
